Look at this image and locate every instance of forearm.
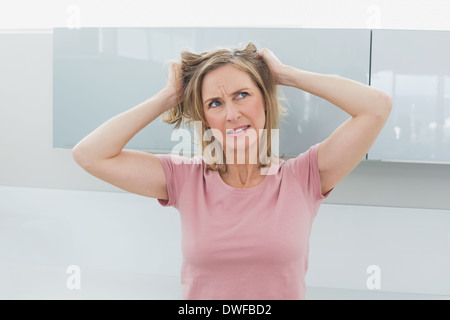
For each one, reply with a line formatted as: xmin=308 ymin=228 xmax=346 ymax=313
xmin=280 ymin=65 xmax=391 ymax=117
xmin=73 ymin=88 xmax=177 ymax=163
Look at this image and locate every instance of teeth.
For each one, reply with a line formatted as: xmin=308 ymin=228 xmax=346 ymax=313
xmin=228 ymin=125 xmax=250 ymax=134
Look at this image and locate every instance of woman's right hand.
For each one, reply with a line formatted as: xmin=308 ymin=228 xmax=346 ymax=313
xmin=164 ymin=61 xmax=183 ymax=110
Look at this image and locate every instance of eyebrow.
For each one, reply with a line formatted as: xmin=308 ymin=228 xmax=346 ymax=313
xmin=203 ymin=88 xmax=251 ymax=105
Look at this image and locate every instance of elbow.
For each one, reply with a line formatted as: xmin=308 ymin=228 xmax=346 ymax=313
xmin=72 ymin=143 xmax=109 ymax=173
xmin=72 ymin=144 xmax=84 ymax=166
xmin=373 ymin=91 xmax=393 ymax=121
xmin=72 ymin=144 xmax=91 ymax=169
xmin=382 ymin=92 xmax=393 ymax=112
xmin=382 ymin=92 xmax=393 ymax=119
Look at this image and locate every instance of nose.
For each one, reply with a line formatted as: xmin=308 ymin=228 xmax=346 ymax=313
xmin=225 ymin=101 xmax=241 ymax=123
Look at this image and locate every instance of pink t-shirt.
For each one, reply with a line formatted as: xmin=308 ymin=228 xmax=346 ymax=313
xmin=155 ymin=143 xmax=331 ymax=300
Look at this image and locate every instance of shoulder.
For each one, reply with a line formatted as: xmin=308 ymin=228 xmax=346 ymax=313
xmin=283 ymin=144 xmax=326 ymax=198
xmin=153 ymin=153 xmax=205 ymax=179
xmin=284 ymin=144 xmax=319 ymax=174
xmin=155 ymin=153 xmax=205 ymax=166
xmin=153 ymin=154 xmax=206 ymax=208
xmin=154 ymin=153 xmax=204 ymax=165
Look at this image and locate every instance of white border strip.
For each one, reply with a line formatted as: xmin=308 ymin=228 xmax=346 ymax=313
xmin=0 ymin=29 xmax=53 ymax=34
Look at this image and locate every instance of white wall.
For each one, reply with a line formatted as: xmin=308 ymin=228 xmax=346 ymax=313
xmin=1 ymin=1 xmax=450 ymax=299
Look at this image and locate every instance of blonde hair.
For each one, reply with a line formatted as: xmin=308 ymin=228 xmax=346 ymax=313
xmin=161 ymin=42 xmax=288 ymax=173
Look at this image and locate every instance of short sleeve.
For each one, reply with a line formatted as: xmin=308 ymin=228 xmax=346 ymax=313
xmin=286 ymin=143 xmax=333 ymax=203
xmin=153 ymin=154 xmax=199 ymax=208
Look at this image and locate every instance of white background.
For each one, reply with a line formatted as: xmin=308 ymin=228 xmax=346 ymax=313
xmin=1 ymin=0 xmax=450 ymax=31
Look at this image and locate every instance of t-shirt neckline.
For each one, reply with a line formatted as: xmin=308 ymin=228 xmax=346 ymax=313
xmin=210 ymin=160 xmax=285 ymax=195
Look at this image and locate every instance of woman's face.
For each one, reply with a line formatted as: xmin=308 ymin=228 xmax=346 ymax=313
xmin=202 ymin=64 xmax=266 ymax=158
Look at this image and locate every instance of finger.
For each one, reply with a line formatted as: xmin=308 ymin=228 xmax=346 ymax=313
xmin=257 ymin=48 xmax=266 ymax=57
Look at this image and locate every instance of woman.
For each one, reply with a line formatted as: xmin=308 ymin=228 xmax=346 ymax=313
xmin=72 ymin=42 xmax=392 ymax=300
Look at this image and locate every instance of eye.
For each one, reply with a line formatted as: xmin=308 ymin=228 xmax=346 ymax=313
xmin=237 ymin=92 xmax=249 ymax=99
xmin=209 ymin=100 xmax=222 ymax=108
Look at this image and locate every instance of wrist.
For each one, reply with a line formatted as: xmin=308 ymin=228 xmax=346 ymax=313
xmin=159 ymin=86 xmax=180 ymax=110
xmin=277 ymin=65 xmax=298 ymax=87
xmin=279 ymin=65 xmax=312 ymax=89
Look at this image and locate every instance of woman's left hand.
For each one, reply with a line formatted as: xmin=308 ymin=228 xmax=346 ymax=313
xmin=257 ymin=48 xmax=290 ymax=86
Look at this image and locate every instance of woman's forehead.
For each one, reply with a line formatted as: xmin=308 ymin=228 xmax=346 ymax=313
xmin=202 ymin=65 xmax=256 ymax=94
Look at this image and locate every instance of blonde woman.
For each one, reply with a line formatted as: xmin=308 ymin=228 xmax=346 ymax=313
xmin=72 ymin=43 xmax=392 ymax=300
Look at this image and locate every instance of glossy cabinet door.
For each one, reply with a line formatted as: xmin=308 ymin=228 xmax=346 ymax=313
xmin=53 ymin=27 xmax=371 ymax=157
xmin=369 ymin=29 xmax=450 ymax=163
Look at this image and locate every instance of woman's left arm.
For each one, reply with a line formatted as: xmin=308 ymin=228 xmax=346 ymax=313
xmin=259 ymin=48 xmax=393 ymax=195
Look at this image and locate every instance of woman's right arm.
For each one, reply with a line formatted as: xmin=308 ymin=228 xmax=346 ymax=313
xmin=72 ymin=63 xmax=181 ymax=200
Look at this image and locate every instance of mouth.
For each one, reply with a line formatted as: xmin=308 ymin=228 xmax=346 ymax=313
xmin=226 ymin=125 xmax=251 ymax=136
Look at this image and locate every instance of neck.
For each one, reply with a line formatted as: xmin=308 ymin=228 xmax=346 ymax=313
xmin=221 ymin=145 xmax=263 ymax=186
xmin=221 ymin=163 xmax=262 ymax=187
